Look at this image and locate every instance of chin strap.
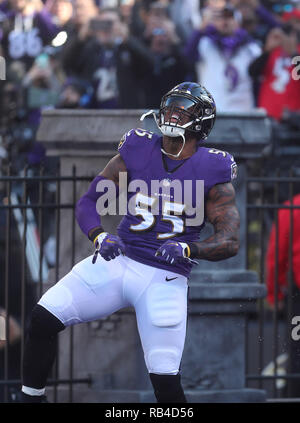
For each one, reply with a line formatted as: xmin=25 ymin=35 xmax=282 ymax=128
xmin=160 ymin=132 xmax=186 ymax=158
xmin=140 ymin=110 xmax=186 ymax=159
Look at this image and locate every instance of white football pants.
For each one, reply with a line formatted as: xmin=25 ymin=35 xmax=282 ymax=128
xmin=38 ymin=254 xmax=188 ymax=375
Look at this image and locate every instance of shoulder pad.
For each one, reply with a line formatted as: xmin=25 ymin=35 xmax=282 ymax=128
xmin=118 ymin=128 xmax=155 ymax=151
xmin=207 ymin=148 xmax=237 ymax=181
xmin=117 ymin=128 xmax=159 ymax=171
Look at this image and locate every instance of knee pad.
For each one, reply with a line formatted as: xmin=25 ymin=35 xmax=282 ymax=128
xmin=28 ymin=304 xmax=65 ymax=338
xmin=147 ymin=348 xmax=180 ymax=375
xmin=147 ymin=283 xmax=185 ymax=327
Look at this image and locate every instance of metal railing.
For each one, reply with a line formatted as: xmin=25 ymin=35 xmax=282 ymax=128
xmin=0 ymin=165 xmax=92 ymax=403
xmin=1 ymin=164 xmax=300 ymax=402
xmin=245 ymin=166 xmax=300 ymax=401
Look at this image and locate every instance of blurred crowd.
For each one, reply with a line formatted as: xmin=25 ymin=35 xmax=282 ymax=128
xmin=0 ymin=0 xmax=300 ymax=171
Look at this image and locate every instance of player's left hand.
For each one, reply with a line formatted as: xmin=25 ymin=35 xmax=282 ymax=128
xmin=155 ymin=240 xmax=198 ymax=265
xmin=92 ymin=232 xmax=125 ymax=263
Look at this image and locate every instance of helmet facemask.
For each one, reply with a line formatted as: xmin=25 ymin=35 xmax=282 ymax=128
xmin=158 ymin=94 xmax=203 ymax=138
xmin=140 ymin=83 xmax=216 ymax=158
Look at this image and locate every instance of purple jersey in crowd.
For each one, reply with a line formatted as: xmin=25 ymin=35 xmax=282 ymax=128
xmin=117 ymin=128 xmax=237 ymax=278
xmin=0 ymin=2 xmax=58 ymax=70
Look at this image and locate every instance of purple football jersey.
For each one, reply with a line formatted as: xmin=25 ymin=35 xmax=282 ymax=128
xmin=0 ymin=5 xmax=58 ymax=70
xmin=117 ymin=128 xmax=237 ymax=277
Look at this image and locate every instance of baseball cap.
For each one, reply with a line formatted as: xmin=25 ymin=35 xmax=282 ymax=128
xmin=282 ymin=9 xmax=300 ymax=22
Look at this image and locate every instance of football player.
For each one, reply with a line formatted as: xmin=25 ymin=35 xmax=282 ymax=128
xmin=20 ymin=82 xmax=240 ymax=403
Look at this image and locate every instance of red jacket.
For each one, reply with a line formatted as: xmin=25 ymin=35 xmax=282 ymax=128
xmin=266 ymin=194 xmax=300 ymax=304
xmin=258 ymin=46 xmax=300 ymax=120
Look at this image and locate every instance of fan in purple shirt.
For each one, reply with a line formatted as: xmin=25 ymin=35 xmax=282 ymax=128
xmin=0 ymin=0 xmax=59 ymax=71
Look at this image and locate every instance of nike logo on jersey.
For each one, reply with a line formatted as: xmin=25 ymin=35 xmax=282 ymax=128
xmin=165 ymin=276 xmax=178 ymax=282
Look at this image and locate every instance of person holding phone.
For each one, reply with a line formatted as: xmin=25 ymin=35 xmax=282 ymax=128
xmin=184 ymin=5 xmax=261 ymax=112
xmin=249 ymin=20 xmax=300 ymax=120
xmin=61 ymin=8 xmax=154 ymax=109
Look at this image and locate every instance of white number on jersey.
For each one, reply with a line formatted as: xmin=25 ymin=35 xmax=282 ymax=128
xmin=129 ymin=192 xmax=185 ymax=239
xmin=159 ymin=201 xmax=185 ymax=240
xmin=8 ymin=28 xmax=43 ymax=59
xmin=95 ymin=68 xmax=117 ymax=102
xmin=272 ymin=57 xmax=291 ymax=93
xmin=208 ymin=148 xmax=227 ymax=157
xmin=129 ymin=193 xmax=157 ymax=232
xmin=134 ymin=129 xmax=153 ymax=139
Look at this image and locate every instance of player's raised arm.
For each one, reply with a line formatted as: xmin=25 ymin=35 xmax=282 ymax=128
xmin=75 ymin=153 xmax=127 ymax=262
xmin=191 ymin=182 xmax=240 ymax=261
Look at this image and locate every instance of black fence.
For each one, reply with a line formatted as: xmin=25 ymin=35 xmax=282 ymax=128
xmin=245 ymin=166 xmax=300 ymax=401
xmin=1 ymin=164 xmax=300 ymax=402
xmin=0 ymin=165 xmax=92 ymax=403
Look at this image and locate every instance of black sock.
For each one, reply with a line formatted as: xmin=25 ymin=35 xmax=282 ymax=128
xmin=150 ymin=373 xmax=187 ymax=403
xmin=22 ymin=305 xmax=65 ymax=389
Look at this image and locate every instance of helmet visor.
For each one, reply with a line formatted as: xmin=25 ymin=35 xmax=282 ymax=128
xmin=164 ymin=95 xmax=198 ymax=111
xmin=161 ymin=95 xmax=200 ymax=127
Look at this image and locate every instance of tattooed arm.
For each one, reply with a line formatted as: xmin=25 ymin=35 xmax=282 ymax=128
xmin=191 ymin=182 xmax=240 ymax=261
xmin=100 ymin=153 xmax=127 ymax=184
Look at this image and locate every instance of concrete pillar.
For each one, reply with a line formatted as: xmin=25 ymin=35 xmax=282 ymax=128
xmin=37 ymin=109 xmax=270 ymax=403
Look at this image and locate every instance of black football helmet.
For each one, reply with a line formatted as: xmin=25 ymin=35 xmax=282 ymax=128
xmin=158 ymin=82 xmax=216 ymax=141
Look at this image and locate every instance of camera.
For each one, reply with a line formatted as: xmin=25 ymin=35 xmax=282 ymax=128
xmin=89 ymin=19 xmax=113 ymax=32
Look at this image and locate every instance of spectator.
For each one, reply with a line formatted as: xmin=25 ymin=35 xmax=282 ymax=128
xmin=281 ymin=8 xmax=300 ymax=32
xmin=0 ymin=80 xmax=39 ymax=173
xmin=57 ymin=77 xmax=92 ymax=109
xmin=138 ymin=0 xmax=199 ymax=44
xmin=48 ymin=0 xmax=100 ymax=54
xmin=169 ymin=0 xmax=201 ymax=43
xmin=140 ymin=17 xmax=191 ymax=107
xmin=184 ymin=5 xmax=261 ymax=112
xmin=45 ymin=0 xmax=74 ymax=28
xmin=249 ymin=23 xmax=300 ymax=120
xmin=266 ymin=193 xmax=300 ymax=307
xmin=72 ymin=0 xmax=98 ymax=28
xmin=61 ymin=8 xmax=154 ymax=108
xmin=129 ymin=0 xmax=165 ymax=39
xmin=142 ymin=1 xmax=171 ymax=40
xmin=119 ymin=0 xmax=135 ymax=25
xmin=0 ymin=0 xmax=59 ymax=79
xmin=22 ymin=49 xmax=65 ymax=112
xmin=266 ymin=193 xmax=300 ymax=397
xmin=231 ymin=0 xmax=280 ymax=41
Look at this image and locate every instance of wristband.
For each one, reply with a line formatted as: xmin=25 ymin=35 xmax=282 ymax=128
xmin=178 ymin=242 xmax=190 ymax=258
xmin=88 ymin=226 xmax=105 ymax=243
xmin=93 ymin=232 xmax=109 ymax=247
xmin=189 ymin=243 xmax=198 ymax=259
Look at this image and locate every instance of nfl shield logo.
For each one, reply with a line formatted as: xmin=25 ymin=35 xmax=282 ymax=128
xmin=162 ymin=178 xmax=171 ymax=187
